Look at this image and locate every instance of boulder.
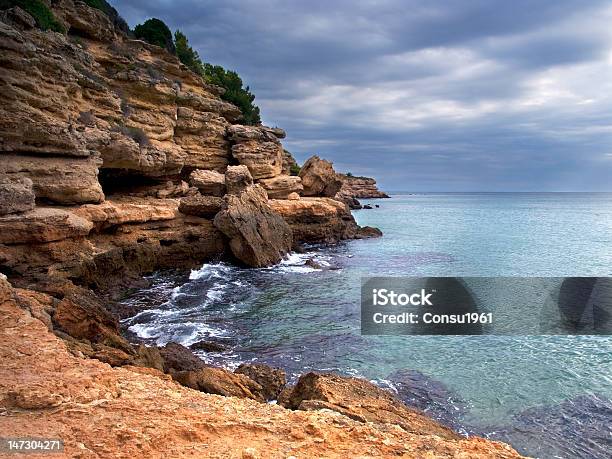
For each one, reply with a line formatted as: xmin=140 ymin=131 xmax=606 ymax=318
xmin=280 ymin=372 xmax=460 ymax=440
xmin=258 ymin=175 xmax=303 ymax=199
xmin=287 ymin=192 xmax=300 ymax=201
xmin=172 ymin=367 xmax=263 ymax=401
xmin=235 ymin=363 xmax=287 ymax=401
xmin=0 ymin=154 xmax=104 ymax=205
xmin=160 ymin=342 xmax=207 ymax=373
xmin=52 ymin=289 xmax=131 ymax=353
xmin=188 ymin=169 xmax=226 ymax=196
xmin=299 ymin=155 xmax=343 ymax=197
xmin=0 ymin=208 xmax=93 ymax=244
xmin=224 ymin=165 xmax=253 ymax=195
xmin=214 ymin=184 xmax=292 ymax=267
xmin=178 ymin=195 xmax=223 ymax=218
xmin=269 ymin=198 xmax=381 ymax=243
xmin=0 ymin=176 xmax=35 ymax=215
xmin=228 ymin=125 xmax=283 ymax=179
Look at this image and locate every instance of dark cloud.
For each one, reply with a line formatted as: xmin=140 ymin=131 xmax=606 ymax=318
xmin=111 ymin=0 xmax=612 ymax=190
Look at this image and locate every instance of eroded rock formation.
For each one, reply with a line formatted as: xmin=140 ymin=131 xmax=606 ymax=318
xmin=338 ymin=173 xmax=390 ymax=199
xmin=0 ymin=2 xmax=521 ymax=456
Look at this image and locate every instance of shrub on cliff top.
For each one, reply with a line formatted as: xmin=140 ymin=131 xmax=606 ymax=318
xmin=174 ymin=30 xmax=261 ymax=126
xmin=289 ymin=164 xmax=301 ymax=176
xmin=0 ymin=0 xmax=65 ymax=33
xmin=175 ymin=30 xmax=204 ymax=75
xmin=203 ymin=64 xmax=261 ymax=125
xmin=134 ymin=18 xmax=175 ymax=54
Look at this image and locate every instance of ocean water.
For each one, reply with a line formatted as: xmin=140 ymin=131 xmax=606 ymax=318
xmin=121 ymin=193 xmax=612 ymax=458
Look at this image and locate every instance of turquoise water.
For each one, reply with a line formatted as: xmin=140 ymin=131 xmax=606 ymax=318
xmin=123 ymin=193 xmax=612 ymax=458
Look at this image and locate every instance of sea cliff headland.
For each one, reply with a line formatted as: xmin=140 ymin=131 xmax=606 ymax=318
xmin=0 ymin=1 xmax=522 ymax=457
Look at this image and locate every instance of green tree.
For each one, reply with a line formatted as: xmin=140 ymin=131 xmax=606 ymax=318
xmin=172 ymin=29 xmax=261 ymax=125
xmin=203 ymin=64 xmax=261 ymax=125
xmin=174 ymin=30 xmax=204 ymax=75
xmin=134 ymin=18 xmax=175 ymax=54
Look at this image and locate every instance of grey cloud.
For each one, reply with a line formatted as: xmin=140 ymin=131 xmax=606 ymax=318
xmin=110 ymin=0 xmax=612 ymax=190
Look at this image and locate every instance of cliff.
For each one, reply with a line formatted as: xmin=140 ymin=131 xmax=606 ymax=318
xmin=0 ymin=2 xmax=521 ymax=457
xmin=338 ymin=174 xmax=390 ymax=199
xmin=0 ymin=0 xmax=379 ymax=294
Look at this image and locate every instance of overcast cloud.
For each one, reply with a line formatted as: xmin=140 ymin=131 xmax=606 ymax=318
xmin=111 ymin=0 xmax=612 ymax=191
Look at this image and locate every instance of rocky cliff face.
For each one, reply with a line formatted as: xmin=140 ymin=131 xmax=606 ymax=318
xmin=338 ymin=174 xmax=390 ymax=199
xmin=0 ymin=2 xmax=521 ymax=456
xmin=0 ymin=0 xmax=379 ymax=291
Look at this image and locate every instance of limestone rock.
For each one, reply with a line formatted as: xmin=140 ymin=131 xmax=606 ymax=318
xmin=0 ymin=154 xmax=104 ymax=205
xmin=178 ymin=195 xmax=223 ymax=218
xmin=214 ymin=183 xmax=292 ymax=267
xmin=172 ymin=367 xmax=264 ymax=401
xmin=175 ymin=108 xmax=231 ymax=171
xmin=188 ymin=169 xmax=226 ymax=196
xmin=225 ymin=165 xmax=253 ymax=195
xmin=0 ymin=176 xmax=35 ymax=215
xmin=235 ymin=363 xmax=287 ymax=401
xmin=0 ymin=208 xmax=93 ymax=244
xmin=334 ymin=191 xmax=362 ymax=210
xmin=61 ymin=0 xmax=117 ymax=41
xmin=53 ymin=288 xmax=131 ymax=353
xmin=269 ymin=198 xmax=381 ymax=243
xmin=228 ymin=125 xmax=283 ymax=179
xmin=258 ymin=175 xmax=303 ymax=199
xmin=299 ymin=155 xmax=343 ymax=197
xmin=338 ymin=174 xmax=389 ymax=199
xmin=281 ymin=372 xmax=459 ymax=439
xmin=74 ymin=198 xmax=178 ymax=230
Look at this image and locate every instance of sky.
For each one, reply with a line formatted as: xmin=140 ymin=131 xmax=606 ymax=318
xmin=111 ymin=0 xmax=612 ymax=191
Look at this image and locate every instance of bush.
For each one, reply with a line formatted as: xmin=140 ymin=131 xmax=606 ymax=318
xmin=0 ymin=0 xmax=65 ymax=33
xmin=203 ymin=64 xmax=261 ymax=125
xmin=289 ymin=164 xmax=301 ymax=176
xmin=134 ymin=18 xmax=175 ymax=54
xmin=173 ymin=30 xmax=261 ymax=125
xmin=346 ymin=172 xmax=353 ymax=177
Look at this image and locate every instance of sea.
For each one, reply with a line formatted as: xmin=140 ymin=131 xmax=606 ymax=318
xmin=120 ymin=192 xmax=612 ymax=459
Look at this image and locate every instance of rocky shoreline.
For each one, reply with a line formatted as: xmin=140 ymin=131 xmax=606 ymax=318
xmin=0 ymin=1 xmax=522 ymax=457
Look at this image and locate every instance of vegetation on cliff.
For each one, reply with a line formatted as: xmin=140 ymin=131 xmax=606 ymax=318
xmin=133 ymin=17 xmax=175 ymax=53
xmin=0 ymin=0 xmax=64 ymax=32
xmin=174 ymin=29 xmax=261 ymax=125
